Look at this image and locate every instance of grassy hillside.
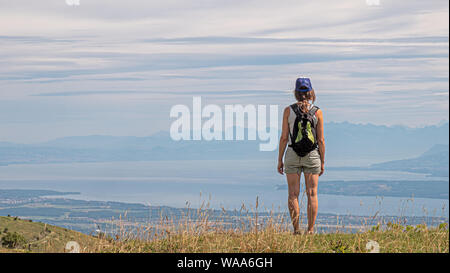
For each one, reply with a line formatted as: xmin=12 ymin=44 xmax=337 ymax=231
xmin=0 ymin=215 xmax=448 ymax=253
xmin=0 ymin=216 xmax=103 ymax=253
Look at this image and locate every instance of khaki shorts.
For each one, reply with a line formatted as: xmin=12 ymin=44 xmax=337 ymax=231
xmin=284 ymin=147 xmax=321 ymax=175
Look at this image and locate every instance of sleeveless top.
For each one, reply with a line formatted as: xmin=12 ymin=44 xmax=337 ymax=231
xmin=287 ymin=103 xmax=317 ymax=146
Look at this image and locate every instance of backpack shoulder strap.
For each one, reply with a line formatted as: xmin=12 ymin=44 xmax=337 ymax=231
xmin=309 ymin=105 xmax=319 ymax=115
xmin=290 ymin=103 xmax=302 ymax=117
xmin=308 ymin=105 xmax=320 ymax=130
xmin=288 ymin=104 xmax=301 ymax=146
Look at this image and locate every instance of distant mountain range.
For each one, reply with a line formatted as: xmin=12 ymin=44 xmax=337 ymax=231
xmin=0 ymin=122 xmax=448 ymax=175
xmin=369 ymin=144 xmax=449 ymax=177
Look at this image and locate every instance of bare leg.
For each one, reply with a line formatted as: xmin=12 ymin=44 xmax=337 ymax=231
xmin=304 ymin=172 xmax=319 ymax=233
xmin=286 ymin=173 xmax=301 ymax=233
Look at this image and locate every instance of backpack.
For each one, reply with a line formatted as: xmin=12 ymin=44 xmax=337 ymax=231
xmin=288 ymin=103 xmax=320 ymax=157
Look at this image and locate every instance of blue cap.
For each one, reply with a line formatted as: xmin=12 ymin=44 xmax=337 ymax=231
xmin=295 ymin=78 xmax=313 ymax=92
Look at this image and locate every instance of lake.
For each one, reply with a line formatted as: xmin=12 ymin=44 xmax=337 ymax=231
xmin=0 ymin=160 xmax=448 ymax=218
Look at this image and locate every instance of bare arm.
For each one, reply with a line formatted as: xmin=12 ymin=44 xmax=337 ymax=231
xmin=315 ymin=109 xmax=325 ymax=176
xmin=277 ymin=107 xmax=290 ymax=174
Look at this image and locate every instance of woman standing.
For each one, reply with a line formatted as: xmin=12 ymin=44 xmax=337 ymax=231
xmin=277 ymin=77 xmax=325 ymax=234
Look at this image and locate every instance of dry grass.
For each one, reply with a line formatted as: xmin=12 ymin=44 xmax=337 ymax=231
xmin=88 ymin=220 xmax=449 ymax=253
xmin=85 ymin=198 xmax=449 ymax=253
xmin=1 ymin=197 xmax=449 ymax=253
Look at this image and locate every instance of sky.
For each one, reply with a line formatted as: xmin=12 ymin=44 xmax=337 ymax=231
xmin=0 ymin=0 xmax=448 ymax=143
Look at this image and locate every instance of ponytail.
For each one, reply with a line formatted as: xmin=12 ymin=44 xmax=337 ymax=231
xmin=294 ymin=88 xmax=316 ymax=113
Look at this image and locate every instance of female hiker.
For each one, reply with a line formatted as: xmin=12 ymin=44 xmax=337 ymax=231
xmin=277 ymin=77 xmax=325 ymax=235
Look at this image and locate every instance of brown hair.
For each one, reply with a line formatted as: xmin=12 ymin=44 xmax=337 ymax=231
xmin=294 ymin=89 xmax=316 ymax=113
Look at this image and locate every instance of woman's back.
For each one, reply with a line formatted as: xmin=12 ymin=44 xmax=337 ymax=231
xmin=287 ymin=102 xmax=317 ymax=146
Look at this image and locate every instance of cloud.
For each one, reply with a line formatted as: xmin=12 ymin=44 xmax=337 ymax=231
xmin=31 ymin=89 xmax=286 ymax=98
xmin=1 ymin=51 xmax=447 ymax=82
xmin=0 ymin=0 xmax=448 ymax=141
xmin=139 ymin=36 xmax=449 ymax=45
xmin=0 ymin=0 xmax=448 ymax=38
